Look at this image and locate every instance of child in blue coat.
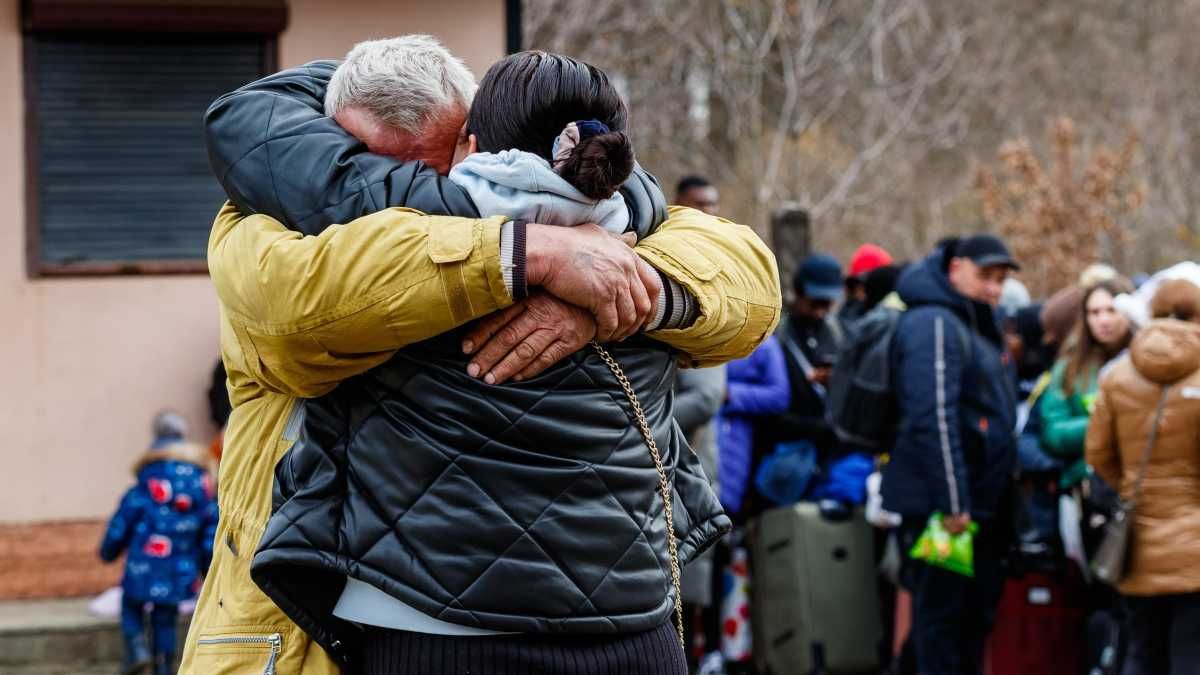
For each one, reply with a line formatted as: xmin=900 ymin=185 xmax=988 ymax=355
xmin=100 ymin=411 xmax=217 ymax=675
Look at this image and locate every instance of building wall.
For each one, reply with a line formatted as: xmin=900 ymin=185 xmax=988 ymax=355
xmin=0 ymin=0 xmax=506 ymax=525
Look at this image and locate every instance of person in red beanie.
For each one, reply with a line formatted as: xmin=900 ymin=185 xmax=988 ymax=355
xmin=840 ymin=243 xmax=894 ymax=326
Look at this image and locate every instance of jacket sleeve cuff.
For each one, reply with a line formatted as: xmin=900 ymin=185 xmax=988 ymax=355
xmin=499 ymin=219 xmax=529 ymax=301
xmin=644 ymin=271 xmax=699 ymax=331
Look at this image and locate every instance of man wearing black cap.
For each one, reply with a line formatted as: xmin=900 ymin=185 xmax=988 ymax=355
xmin=882 ymin=234 xmax=1021 ymax=675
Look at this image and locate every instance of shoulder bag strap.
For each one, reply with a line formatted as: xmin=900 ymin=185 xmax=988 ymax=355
xmin=780 ymin=324 xmax=828 ymax=399
xmin=1129 ymin=386 xmax=1171 ymax=505
xmin=589 ymin=341 xmax=685 ymax=649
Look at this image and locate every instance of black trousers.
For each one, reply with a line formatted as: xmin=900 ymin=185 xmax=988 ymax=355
xmin=1121 ymin=592 xmax=1200 ymax=675
xmin=902 ymin=519 xmax=1006 ymax=675
xmin=362 ymin=621 xmax=688 ymax=675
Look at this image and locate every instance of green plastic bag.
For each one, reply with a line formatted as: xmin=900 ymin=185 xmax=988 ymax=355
xmin=908 ymin=512 xmax=977 ymax=577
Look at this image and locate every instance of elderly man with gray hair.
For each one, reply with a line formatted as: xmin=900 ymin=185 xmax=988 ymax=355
xmin=184 ymin=35 xmax=779 ymax=674
xmin=324 ymin=36 xmax=477 ymax=175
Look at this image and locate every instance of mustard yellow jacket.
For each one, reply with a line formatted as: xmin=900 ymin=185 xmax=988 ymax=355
xmin=180 ymin=203 xmax=779 ymax=674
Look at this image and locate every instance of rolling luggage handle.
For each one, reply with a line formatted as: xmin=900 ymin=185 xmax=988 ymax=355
xmin=590 ymin=341 xmax=686 ymax=649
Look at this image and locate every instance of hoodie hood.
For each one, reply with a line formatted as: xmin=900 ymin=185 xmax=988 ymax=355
xmin=1130 ymin=319 xmax=1200 ymax=384
xmin=897 ymin=250 xmax=1003 ymax=346
xmin=133 ymin=440 xmax=210 ymax=476
xmin=449 ymin=149 xmax=630 ymax=234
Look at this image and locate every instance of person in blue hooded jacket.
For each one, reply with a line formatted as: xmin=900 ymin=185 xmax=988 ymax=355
xmin=100 ymin=411 xmax=217 ymax=675
xmin=882 ymin=235 xmax=1019 ymax=675
xmin=716 ymin=335 xmax=792 ymax=515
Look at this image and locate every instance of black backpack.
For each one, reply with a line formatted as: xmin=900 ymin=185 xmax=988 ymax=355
xmin=824 ymin=306 xmax=903 ymax=451
xmin=825 ymin=306 xmax=971 ymax=452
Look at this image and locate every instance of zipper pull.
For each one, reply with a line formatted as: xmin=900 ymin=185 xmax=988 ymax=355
xmin=262 ymin=633 xmax=281 ymax=675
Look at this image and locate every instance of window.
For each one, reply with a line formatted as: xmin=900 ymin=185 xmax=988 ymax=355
xmin=23 ymin=2 xmax=285 ymax=276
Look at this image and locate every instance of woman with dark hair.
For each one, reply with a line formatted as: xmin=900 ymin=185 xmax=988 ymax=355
xmin=252 ymin=50 xmax=727 ymax=675
xmin=446 ymin=51 xmax=638 ymax=234
xmin=1039 ymin=278 xmax=1135 ymax=486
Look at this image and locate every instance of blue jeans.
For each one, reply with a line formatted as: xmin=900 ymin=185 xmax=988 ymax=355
xmin=120 ymin=595 xmax=178 ymax=656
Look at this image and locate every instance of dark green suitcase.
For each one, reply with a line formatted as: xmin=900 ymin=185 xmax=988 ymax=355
xmin=750 ymin=503 xmax=883 ymax=674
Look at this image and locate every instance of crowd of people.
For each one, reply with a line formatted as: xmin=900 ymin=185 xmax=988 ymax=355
xmin=93 ymin=34 xmax=1200 ymax=675
xmin=673 ymin=173 xmax=1200 ymax=675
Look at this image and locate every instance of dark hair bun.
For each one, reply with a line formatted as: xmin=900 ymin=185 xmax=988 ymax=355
xmin=558 ymin=131 xmax=634 ymax=200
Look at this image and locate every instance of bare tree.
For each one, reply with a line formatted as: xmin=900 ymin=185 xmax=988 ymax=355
xmin=976 ymin=118 xmax=1144 ymax=297
xmin=526 ymin=0 xmax=1200 ymax=282
xmin=526 ymin=1 xmax=995 ymax=259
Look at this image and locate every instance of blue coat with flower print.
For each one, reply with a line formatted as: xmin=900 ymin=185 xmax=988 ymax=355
xmin=100 ymin=459 xmax=218 ymax=604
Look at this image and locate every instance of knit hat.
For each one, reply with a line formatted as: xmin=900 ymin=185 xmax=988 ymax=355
xmin=1079 ymin=263 xmax=1119 ymax=289
xmin=847 ymin=244 xmax=894 ymax=279
xmin=1040 ymin=285 xmax=1084 ymax=346
xmin=1150 ymin=279 xmax=1200 ymax=323
xmin=152 ymin=410 xmax=189 ymax=443
xmin=1000 ymin=278 xmax=1032 ymax=315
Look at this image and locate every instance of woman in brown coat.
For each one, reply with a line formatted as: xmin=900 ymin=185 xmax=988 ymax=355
xmin=1085 ymin=279 xmax=1200 ymax=675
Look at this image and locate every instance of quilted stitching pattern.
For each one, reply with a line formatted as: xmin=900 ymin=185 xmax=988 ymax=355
xmin=256 ymin=333 xmax=729 ymax=635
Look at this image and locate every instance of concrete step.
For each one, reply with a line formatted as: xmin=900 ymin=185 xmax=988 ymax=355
xmin=0 ymin=597 xmax=188 ymax=674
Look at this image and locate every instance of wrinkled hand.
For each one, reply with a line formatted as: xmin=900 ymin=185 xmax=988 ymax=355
xmin=525 ymin=223 xmax=661 ymax=342
xmin=462 ymin=292 xmax=597 ymax=385
xmin=943 ymin=512 xmax=972 ymax=535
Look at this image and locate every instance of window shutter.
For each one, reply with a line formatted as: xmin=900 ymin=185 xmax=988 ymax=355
xmin=30 ymin=36 xmax=268 ymax=267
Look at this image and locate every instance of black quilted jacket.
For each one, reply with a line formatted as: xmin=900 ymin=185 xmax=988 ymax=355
xmin=205 ymin=63 xmax=729 ymax=662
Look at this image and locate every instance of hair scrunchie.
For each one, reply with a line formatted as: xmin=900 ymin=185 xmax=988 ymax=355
xmin=551 ymin=119 xmax=611 ymax=173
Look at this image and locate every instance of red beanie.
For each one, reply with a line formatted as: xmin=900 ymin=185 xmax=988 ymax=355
xmin=848 ymin=244 xmax=894 ymax=279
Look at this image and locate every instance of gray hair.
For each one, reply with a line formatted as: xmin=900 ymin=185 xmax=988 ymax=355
xmin=324 ymin=35 xmax=477 ymax=133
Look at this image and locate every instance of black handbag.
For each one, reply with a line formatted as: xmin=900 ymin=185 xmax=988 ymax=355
xmin=1091 ymin=386 xmax=1171 ymax=586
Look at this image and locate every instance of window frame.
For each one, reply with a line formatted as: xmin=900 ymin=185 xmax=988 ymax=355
xmin=22 ymin=2 xmax=284 ymax=278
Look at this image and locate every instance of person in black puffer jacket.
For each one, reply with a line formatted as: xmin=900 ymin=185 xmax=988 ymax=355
xmin=210 ymin=45 xmax=733 ymax=674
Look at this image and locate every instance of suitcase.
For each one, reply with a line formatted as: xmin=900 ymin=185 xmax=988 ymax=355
xmin=984 ymin=570 xmax=1088 ymax=675
xmin=750 ymin=503 xmax=883 ymax=675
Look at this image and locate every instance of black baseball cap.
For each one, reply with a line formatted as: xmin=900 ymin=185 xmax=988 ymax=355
xmin=954 ymin=234 xmax=1021 ymax=271
xmin=793 ymin=253 xmax=844 ymax=302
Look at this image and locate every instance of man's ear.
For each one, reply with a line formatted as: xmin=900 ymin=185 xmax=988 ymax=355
xmin=947 ymin=256 xmax=963 ymax=278
xmin=468 ymin=133 xmax=478 ymax=155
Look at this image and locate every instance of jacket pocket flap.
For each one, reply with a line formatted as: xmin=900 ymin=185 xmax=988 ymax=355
xmin=651 ymin=244 xmax=719 ymax=281
xmin=427 ymin=219 xmax=476 ymax=263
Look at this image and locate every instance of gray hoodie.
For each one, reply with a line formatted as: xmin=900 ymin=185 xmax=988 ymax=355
xmin=449 ymin=149 xmax=629 ymax=233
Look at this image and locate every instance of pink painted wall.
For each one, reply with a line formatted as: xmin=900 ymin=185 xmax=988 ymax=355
xmin=280 ymin=0 xmax=505 ymax=75
xmin=0 ymin=0 xmax=506 ymax=523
